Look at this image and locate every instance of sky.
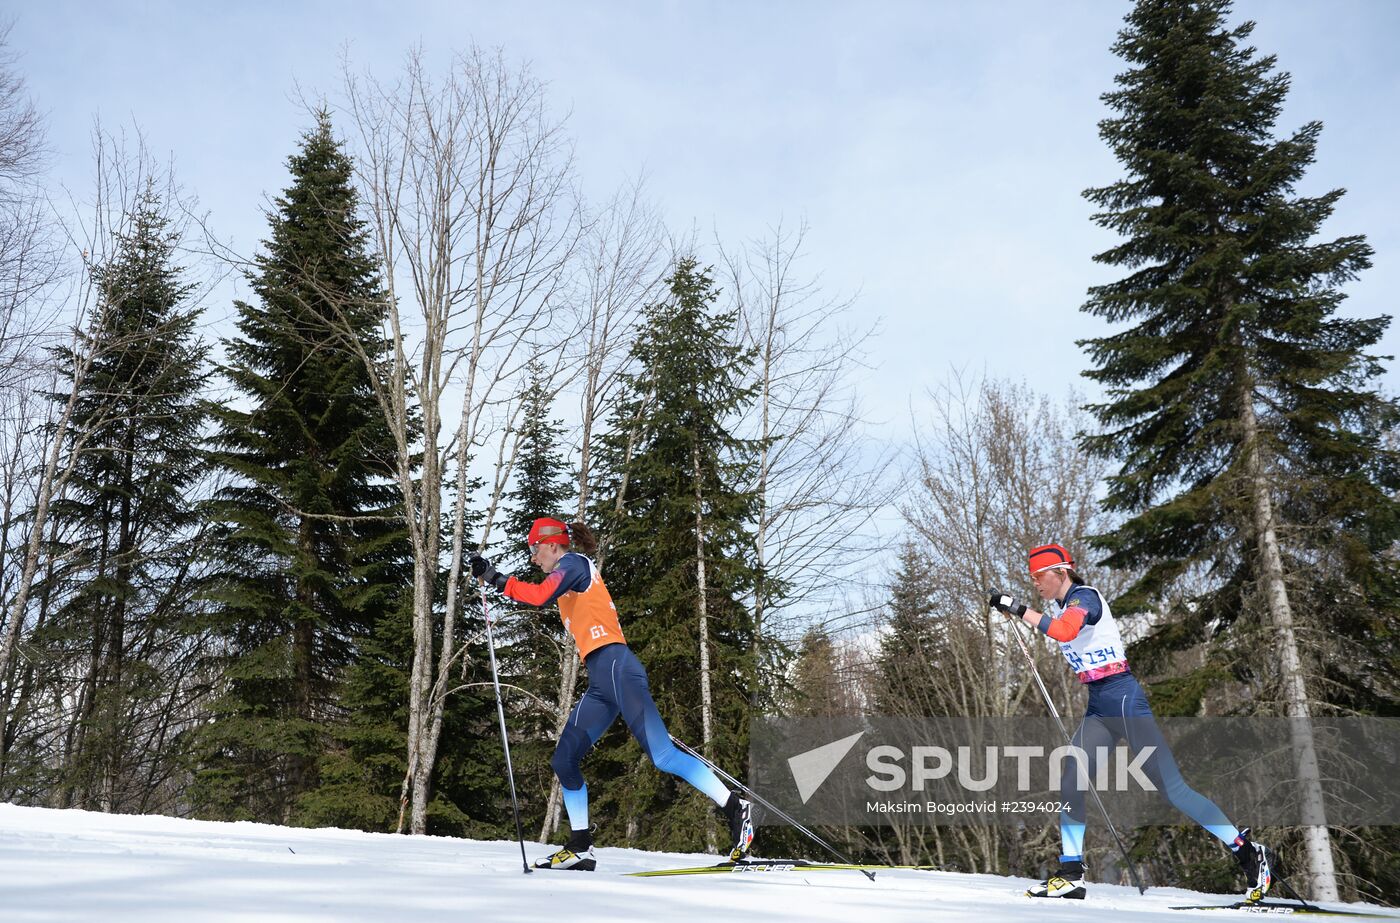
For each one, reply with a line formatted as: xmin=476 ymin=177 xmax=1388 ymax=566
xmin=8 ymin=0 xmax=1400 ymax=456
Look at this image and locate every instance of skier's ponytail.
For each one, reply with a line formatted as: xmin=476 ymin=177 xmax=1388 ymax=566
xmin=568 ymin=522 xmax=598 ymax=556
xmin=1065 ymin=568 xmax=1086 ymax=586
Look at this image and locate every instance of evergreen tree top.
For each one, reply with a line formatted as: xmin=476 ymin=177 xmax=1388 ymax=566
xmin=224 ymin=111 xmax=390 ymax=389
xmin=250 ymin=111 xmax=382 ymax=324
xmin=625 ymin=257 xmax=758 ymax=444
xmin=1080 ymin=0 xmax=1385 ymax=520
xmin=1077 ymin=0 xmax=1399 ymax=619
xmin=92 ymin=180 xmax=195 ymax=327
xmin=504 ymin=355 xmax=573 ymax=578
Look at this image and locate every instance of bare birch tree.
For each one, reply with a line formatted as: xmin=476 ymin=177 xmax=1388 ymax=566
xmin=0 ymin=23 xmax=58 ymax=391
xmin=334 ymin=46 xmax=579 ymax=833
xmin=0 ymin=132 xmax=210 ymax=771
xmin=720 ymin=222 xmax=892 ymax=693
xmin=0 ymin=26 xmax=55 ymax=724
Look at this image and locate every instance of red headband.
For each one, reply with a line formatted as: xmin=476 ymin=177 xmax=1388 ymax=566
xmin=527 ymin=517 xmax=571 ymax=547
xmin=1029 ymin=543 xmax=1073 ymax=575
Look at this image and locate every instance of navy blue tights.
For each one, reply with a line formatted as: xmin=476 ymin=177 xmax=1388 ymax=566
xmin=1059 ymin=671 xmax=1238 ymax=861
xmin=552 ymin=643 xmax=730 ymax=831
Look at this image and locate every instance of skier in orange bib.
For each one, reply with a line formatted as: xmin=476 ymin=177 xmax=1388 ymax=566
xmin=470 ymin=517 xmax=753 ymax=871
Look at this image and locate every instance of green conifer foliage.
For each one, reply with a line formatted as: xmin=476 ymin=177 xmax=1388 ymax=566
xmin=197 ymin=114 xmax=409 ymax=823
xmin=1082 ymin=0 xmax=1397 ymax=709
xmin=588 ymin=258 xmax=763 ymax=852
xmin=872 ymin=541 xmax=942 ymax=717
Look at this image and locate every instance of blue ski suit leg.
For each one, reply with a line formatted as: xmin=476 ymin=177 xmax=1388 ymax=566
xmin=551 ymin=643 xmax=731 ymax=831
xmin=1059 ymin=672 xmax=1239 ymax=862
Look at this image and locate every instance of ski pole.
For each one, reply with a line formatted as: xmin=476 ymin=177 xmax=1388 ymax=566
xmin=481 ymin=584 xmax=532 ymax=874
xmin=997 ymin=605 xmax=1146 ymax=894
xmin=669 ymin=735 xmax=877 ymax=882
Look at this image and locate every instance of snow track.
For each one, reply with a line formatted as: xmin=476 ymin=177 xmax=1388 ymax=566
xmin=0 ymin=804 xmax=1391 ymax=922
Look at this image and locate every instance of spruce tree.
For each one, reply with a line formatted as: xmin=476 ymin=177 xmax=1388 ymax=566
xmin=502 ymin=359 xmax=574 ymax=579
xmin=197 ymin=113 xmax=409 ymax=824
xmin=789 ymin=628 xmax=848 ymax=717
xmin=862 ymin=540 xmax=951 ymax=868
xmin=872 ymin=541 xmax=941 ymax=717
xmin=498 ymin=357 xmax=575 ymax=833
xmin=38 ymin=181 xmax=208 ymax=811
xmin=1080 ymin=0 xmax=1400 ymax=899
xmin=588 ymin=258 xmax=762 ymax=852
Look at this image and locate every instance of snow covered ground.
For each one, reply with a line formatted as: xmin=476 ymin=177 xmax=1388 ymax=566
xmin=0 ymin=803 xmax=1393 ymax=922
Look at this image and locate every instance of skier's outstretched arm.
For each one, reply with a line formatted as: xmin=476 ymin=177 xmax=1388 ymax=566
xmin=470 ymin=552 xmax=589 ymax=607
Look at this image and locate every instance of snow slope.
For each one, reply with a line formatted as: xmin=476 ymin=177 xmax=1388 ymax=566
xmin=0 ymin=803 xmax=1392 ymax=922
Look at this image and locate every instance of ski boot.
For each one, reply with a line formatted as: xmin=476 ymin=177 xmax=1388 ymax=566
xmin=534 ymin=827 xmax=597 ymax=871
xmin=1027 ymin=859 xmax=1086 ymax=899
xmin=723 ymin=792 xmax=755 ymax=861
xmin=1234 ymin=828 xmax=1274 ymax=902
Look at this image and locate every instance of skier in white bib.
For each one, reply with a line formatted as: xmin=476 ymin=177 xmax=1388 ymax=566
xmin=991 ymin=543 xmax=1273 ymax=902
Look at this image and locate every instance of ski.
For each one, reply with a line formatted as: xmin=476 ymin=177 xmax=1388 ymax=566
xmin=1168 ymin=900 xmax=1389 ymax=917
xmin=626 ymin=858 xmax=937 ymax=878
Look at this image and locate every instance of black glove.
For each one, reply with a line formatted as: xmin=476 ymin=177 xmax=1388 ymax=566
xmin=989 ymin=591 xmax=1027 ymax=617
xmin=470 ymin=553 xmax=508 ymax=591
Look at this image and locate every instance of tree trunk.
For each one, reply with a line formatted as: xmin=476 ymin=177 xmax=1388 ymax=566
xmin=11 ymin=516 xmax=61 ymax=796
xmin=69 ymin=499 xmax=114 ymax=810
xmin=1240 ymin=387 xmax=1338 ymax=901
xmin=692 ymin=443 xmax=716 ymax=853
xmin=408 ymin=529 xmax=439 ymax=835
xmin=417 ymin=428 xmax=473 ymax=839
xmin=404 ymin=427 xmax=442 ymax=834
xmin=407 ymin=593 xmax=435 ymax=832
xmin=751 ymin=325 xmax=772 ymax=710
xmin=539 ymin=647 xmax=578 ymax=840
xmin=0 ymin=363 xmax=89 ymax=738
xmin=104 ymin=436 xmax=138 ymax=814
